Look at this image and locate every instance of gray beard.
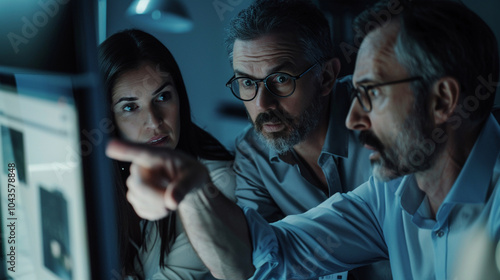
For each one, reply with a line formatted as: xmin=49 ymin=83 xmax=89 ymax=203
xmin=255 ymin=94 xmax=325 ymax=155
xmin=371 ymin=106 xmax=442 ymax=182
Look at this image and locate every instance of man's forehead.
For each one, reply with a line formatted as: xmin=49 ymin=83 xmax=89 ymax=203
xmin=231 ymin=34 xmax=309 ymax=77
xmin=233 ymin=34 xmax=303 ymax=62
xmin=353 ymin=24 xmax=402 ymax=82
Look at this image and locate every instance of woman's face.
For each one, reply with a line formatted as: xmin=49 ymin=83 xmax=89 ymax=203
xmin=111 ymin=61 xmax=181 ymax=149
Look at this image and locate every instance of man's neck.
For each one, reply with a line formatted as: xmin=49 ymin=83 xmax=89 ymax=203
xmin=414 ymin=125 xmax=481 ymax=219
xmin=291 ymin=107 xmax=330 ymax=192
xmin=293 ymin=102 xmax=330 ymax=163
xmin=414 ymin=152 xmax=461 ymax=219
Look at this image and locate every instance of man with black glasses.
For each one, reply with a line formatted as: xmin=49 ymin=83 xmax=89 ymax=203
xmin=226 ymin=0 xmax=372 ymax=224
xmin=224 ymin=1 xmax=388 ymax=278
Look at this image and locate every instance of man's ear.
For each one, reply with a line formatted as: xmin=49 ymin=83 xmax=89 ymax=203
xmin=319 ymin=58 xmax=341 ymax=96
xmin=430 ymin=77 xmax=460 ymax=125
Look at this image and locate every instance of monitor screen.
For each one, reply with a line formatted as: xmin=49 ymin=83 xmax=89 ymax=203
xmin=0 ymin=74 xmax=90 ymax=280
xmin=0 ymin=0 xmax=120 ymax=278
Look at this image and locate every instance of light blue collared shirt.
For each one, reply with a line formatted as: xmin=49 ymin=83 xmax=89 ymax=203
xmin=244 ymin=115 xmax=500 ymax=280
xmin=234 ymin=76 xmax=373 ymax=222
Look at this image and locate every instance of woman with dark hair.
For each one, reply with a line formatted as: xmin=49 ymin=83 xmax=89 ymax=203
xmin=98 ymin=29 xmax=235 ymax=279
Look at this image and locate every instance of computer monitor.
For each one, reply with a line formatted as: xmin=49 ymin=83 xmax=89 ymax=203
xmin=0 ymin=75 xmax=90 ymax=280
xmin=0 ymin=0 xmax=119 ymax=279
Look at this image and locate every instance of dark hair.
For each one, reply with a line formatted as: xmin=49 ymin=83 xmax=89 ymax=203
xmin=224 ymin=0 xmax=334 ymax=66
xmin=353 ymin=0 xmax=499 ymax=122
xmin=98 ymin=29 xmax=233 ymax=277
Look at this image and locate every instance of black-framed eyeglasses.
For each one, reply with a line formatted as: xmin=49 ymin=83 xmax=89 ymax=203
xmin=351 ymin=76 xmax=423 ymax=112
xmin=226 ymin=63 xmax=319 ymax=101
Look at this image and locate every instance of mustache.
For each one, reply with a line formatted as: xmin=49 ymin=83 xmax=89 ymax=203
xmin=254 ymin=109 xmax=293 ymax=130
xmin=359 ymin=131 xmax=384 ymax=152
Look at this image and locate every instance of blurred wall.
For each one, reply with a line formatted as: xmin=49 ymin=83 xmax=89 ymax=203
xmin=462 ymin=0 xmax=500 ymax=106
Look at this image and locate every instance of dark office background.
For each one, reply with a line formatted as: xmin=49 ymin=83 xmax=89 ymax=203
xmin=102 ymin=0 xmax=500 ymax=151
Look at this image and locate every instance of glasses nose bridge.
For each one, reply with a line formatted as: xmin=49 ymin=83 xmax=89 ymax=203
xmin=346 ymin=96 xmax=369 ymax=131
xmin=352 ymin=87 xmax=372 ymax=113
xmin=254 ymin=76 xmax=268 ymax=87
xmin=253 ymin=77 xmax=280 ymax=109
xmin=253 ymin=76 xmax=273 ymax=97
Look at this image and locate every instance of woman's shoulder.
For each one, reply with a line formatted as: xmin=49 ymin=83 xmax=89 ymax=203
xmin=137 ymin=215 xmax=213 ymax=279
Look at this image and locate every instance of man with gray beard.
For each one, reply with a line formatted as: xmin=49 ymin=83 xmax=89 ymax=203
xmin=227 ymin=0 xmax=371 ymax=224
xmin=224 ymin=0 xmax=388 ymax=278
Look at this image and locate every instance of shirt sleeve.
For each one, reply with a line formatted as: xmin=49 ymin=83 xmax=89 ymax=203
xmin=245 ymin=179 xmax=390 ymax=279
xmin=234 ymin=131 xmax=285 ymax=222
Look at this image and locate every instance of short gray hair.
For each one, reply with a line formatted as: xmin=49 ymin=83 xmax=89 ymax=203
xmin=354 ymin=0 xmax=499 ymax=122
xmin=224 ymin=0 xmax=334 ymax=66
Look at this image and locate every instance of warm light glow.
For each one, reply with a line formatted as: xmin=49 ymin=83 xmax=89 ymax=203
xmin=127 ymin=0 xmax=193 ymax=33
xmin=135 ymin=0 xmax=150 ymax=14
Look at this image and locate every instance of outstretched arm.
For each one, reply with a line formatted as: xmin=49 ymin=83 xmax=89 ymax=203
xmin=106 ymin=140 xmax=255 ymax=279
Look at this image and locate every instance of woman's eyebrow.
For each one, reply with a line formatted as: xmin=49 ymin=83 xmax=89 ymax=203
xmin=113 ymin=80 xmax=172 ymax=106
xmin=114 ymin=97 xmax=137 ymax=106
xmin=152 ymin=81 xmax=172 ymax=96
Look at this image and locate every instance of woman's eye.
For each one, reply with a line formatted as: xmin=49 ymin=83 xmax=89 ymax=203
xmin=156 ymin=92 xmax=171 ymax=102
xmin=122 ymin=103 xmax=138 ymax=112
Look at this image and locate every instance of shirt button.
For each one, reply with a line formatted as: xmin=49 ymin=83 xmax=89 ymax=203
xmin=437 ymin=231 xmax=445 ymax=237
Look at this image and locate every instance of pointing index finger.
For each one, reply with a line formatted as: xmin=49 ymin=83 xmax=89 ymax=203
xmin=106 ymin=139 xmax=166 ymax=168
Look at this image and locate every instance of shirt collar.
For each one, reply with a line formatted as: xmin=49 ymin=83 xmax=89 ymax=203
xmin=269 ymin=75 xmax=353 ymax=162
xmin=441 ymin=115 xmax=500 ymax=205
xmin=269 ymin=145 xmax=286 ymax=163
xmin=397 ymin=175 xmax=426 ymax=215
